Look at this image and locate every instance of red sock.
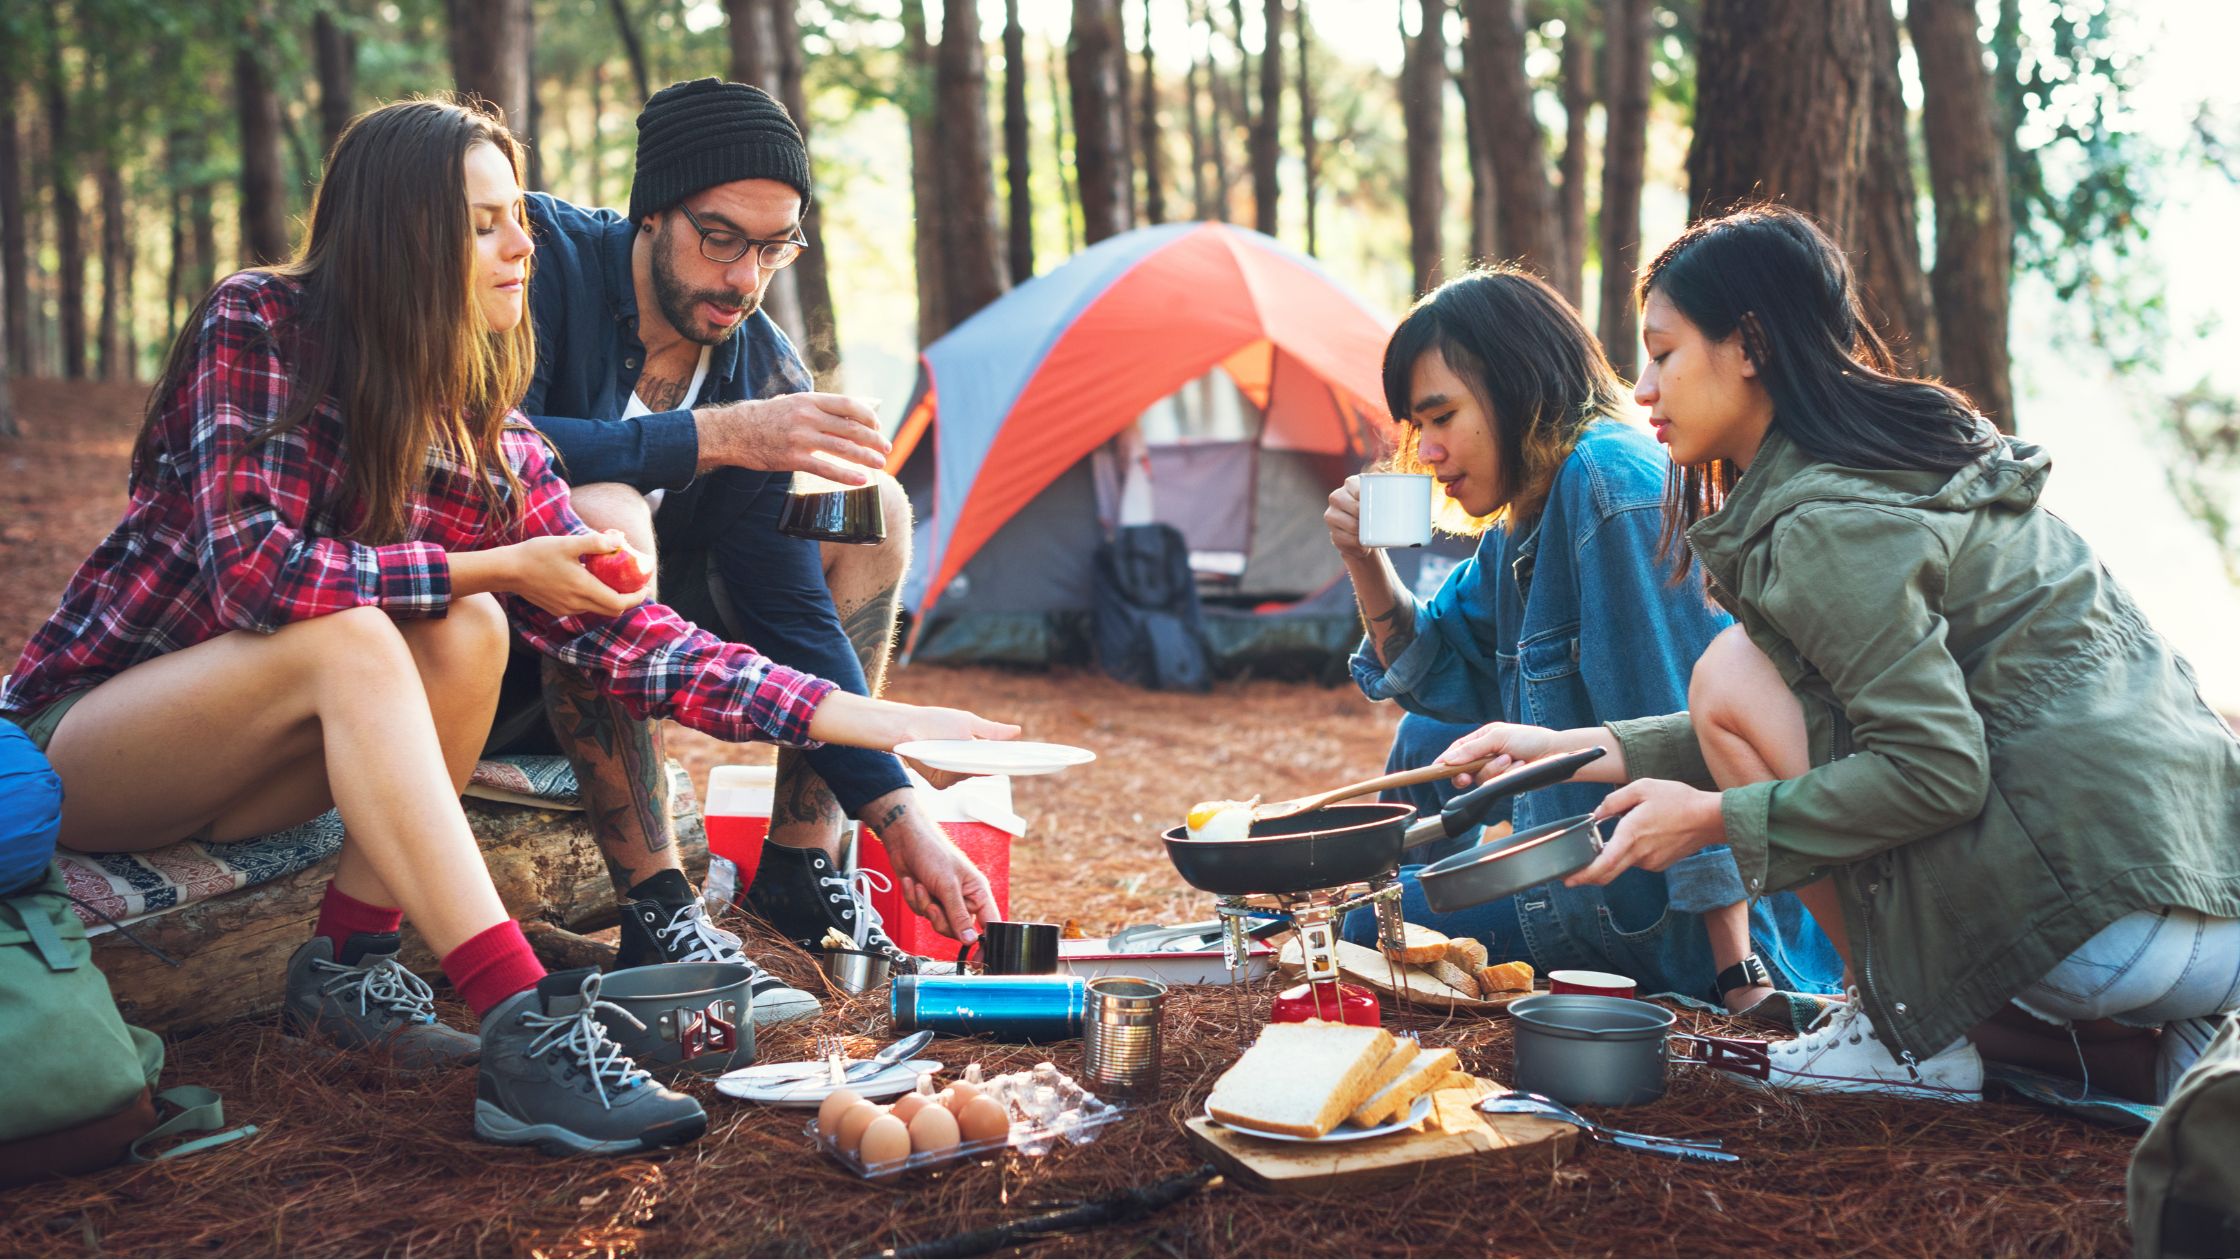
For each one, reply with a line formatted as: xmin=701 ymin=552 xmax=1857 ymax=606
xmin=442 ymin=920 xmax=548 ymax=1018
xmin=314 ymin=881 xmax=404 ymax=955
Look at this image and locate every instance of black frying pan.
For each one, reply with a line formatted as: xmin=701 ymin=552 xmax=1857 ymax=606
xmin=1160 ymin=747 xmax=1608 ymax=896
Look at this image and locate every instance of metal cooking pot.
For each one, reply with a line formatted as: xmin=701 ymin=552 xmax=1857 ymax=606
xmin=1509 ymin=993 xmax=1768 ymax=1106
xmin=1417 ymin=811 xmax=1604 ymax=912
xmin=596 ymin=962 xmax=756 ymax=1079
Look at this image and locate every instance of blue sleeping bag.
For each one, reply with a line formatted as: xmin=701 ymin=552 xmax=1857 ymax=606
xmin=0 ymin=720 xmax=62 ymax=896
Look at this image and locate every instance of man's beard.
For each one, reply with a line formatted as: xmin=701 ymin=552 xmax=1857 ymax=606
xmin=650 ymin=228 xmax=759 ymax=345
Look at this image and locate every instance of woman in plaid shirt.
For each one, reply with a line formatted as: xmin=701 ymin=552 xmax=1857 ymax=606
xmin=0 ymin=99 xmax=1014 ymax=1156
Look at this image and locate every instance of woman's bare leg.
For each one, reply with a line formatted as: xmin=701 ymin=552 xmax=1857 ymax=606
xmin=46 ymin=598 xmax=511 ymax=956
xmin=1687 ymin=625 xmax=1856 ymax=1002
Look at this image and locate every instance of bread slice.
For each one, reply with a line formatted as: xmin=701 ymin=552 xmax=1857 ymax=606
xmin=1208 ymin=1021 xmax=1397 ymax=1139
xmin=1427 ymin=959 xmax=1481 ymax=998
xmin=1382 ymin=923 xmax=1450 ymax=966
xmin=1476 ymin=960 xmax=1535 ymax=994
xmin=1360 ymin=1036 xmax=1423 ymax=1098
xmin=1347 ymin=1046 xmax=1461 ymax=1128
xmin=1443 ymin=937 xmax=1489 ymax=971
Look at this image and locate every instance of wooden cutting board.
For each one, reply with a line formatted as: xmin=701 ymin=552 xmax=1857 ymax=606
xmin=1185 ymin=1078 xmax=1578 ymax=1195
xmin=1276 ymin=937 xmax=1532 ymax=1012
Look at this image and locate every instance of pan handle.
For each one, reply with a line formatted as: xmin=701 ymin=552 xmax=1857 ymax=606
xmin=1672 ymin=1033 xmax=1771 ymax=1080
xmin=1402 ymin=746 xmax=1608 ymax=848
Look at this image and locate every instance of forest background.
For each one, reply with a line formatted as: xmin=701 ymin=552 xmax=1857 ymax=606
xmin=2 ymin=0 xmax=2237 ymax=708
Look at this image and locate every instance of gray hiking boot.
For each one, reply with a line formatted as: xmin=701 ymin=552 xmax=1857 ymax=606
xmin=282 ymin=933 xmax=481 ymax=1070
xmin=473 ymin=968 xmax=708 ymax=1156
xmin=615 ymin=892 xmax=823 ymax=1029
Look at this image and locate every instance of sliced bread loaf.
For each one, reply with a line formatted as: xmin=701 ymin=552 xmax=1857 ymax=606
xmin=1207 ymin=1021 xmax=1397 ymax=1139
xmin=1347 ymin=1046 xmax=1461 ymax=1127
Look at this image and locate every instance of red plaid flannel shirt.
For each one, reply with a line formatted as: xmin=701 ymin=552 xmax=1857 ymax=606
xmin=1 ymin=271 xmax=836 ymax=746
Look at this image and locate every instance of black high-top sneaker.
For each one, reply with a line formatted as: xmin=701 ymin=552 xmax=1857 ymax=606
xmin=743 ymin=840 xmax=920 ymax=973
xmin=282 ymin=932 xmax=481 ymax=1069
xmin=613 ymin=870 xmax=821 ymax=1028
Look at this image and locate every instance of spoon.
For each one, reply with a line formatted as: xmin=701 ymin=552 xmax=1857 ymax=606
xmin=840 ymin=1029 xmax=936 ymax=1083
xmin=1242 ymin=756 xmax=1495 ymax=823
xmin=1479 ymin=1092 xmax=1737 ymax=1163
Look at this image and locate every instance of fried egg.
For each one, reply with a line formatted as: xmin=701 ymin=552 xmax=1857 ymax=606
xmin=1185 ymin=799 xmax=1258 ymax=842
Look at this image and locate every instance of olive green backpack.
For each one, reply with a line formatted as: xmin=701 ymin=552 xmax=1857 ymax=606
xmin=0 ymin=865 xmax=254 ymax=1185
xmin=2129 ymin=1014 xmax=2240 ymax=1258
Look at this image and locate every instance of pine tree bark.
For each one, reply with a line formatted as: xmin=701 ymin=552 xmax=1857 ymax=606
xmin=1228 ymin=0 xmax=1254 ymax=215
xmin=1046 ymin=34 xmax=1079 ymax=250
xmin=1139 ymin=0 xmax=1165 ymax=226
xmin=1401 ymin=0 xmax=1446 ymax=295
xmin=1852 ymin=0 xmax=1936 ymax=373
xmin=1686 ymin=0 xmax=1872 ymax=233
xmin=448 ymin=0 xmax=532 ymax=131
xmin=1251 ymin=0 xmax=1281 ymax=236
xmin=769 ymin=0 xmax=841 ymax=386
xmin=44 ymin=18 xmax=86 ymax=380
xmin=1596 ymin=0 xmax=1648 ymax=376
xmin=97 ymin=153 xmax=126 ymax=380
xmin=1555 ymin=11 xmax=1594 ymax=306
xmin=934 ymin=0 xmax=1008 ymax=328
xmin=1070 ymin=0 xmax=1133 ymax=245
xmin=1113 ymin=0 xmax=1138 ymax=225
xmin=1909 ymin=0 xmax=2014 ymax=431
xmin=904 ymin=1 xmax=946 ymax=346
xmin=0 ymin=332 xmax=14 ymax=437
xmin=1460 ymin=0 xmax=1559 ymax=277
xmin=1004 ymin=0 xmax=1034 ymax=278
xmin=235 ymin=41 xmax=290 ymax=266
xmin=1459 ymin=61 xmax=1496 ymax=263
xmin=1296 ymin=0 xmax=1317 ymax=252
xmin=313 ymin=6 xmax=357 ymax=160
xmin=1 ymin=59 xmax=27 ymax=371
xmin=607 ymin=0 xmax=652 ymax=101
xmin=1185 ymin=0 xmax=1212 ymax=219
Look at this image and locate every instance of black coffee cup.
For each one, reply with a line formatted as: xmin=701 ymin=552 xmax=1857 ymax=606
xmin=958 ymin=920 xmax=1061 ymax=975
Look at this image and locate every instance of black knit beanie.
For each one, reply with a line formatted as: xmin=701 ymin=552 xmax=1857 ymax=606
xmin=629 ymin=78 xmax=811 ymax=223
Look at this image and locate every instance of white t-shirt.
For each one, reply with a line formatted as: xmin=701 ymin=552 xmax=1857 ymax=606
xmin=622 ymin=345 xmax=711 ymax=513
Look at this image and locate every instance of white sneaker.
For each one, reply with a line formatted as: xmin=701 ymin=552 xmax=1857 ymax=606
xmin=1751 ymin=988 xmax=1983 ymax=1101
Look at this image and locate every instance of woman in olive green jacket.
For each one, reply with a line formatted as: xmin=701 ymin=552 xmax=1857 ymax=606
xmin=1437 ymin=206 xmax=2240 ymax=1103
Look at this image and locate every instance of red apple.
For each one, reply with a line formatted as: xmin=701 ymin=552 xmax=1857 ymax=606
xmin=582 ymin=536 xmax=654 ymax=593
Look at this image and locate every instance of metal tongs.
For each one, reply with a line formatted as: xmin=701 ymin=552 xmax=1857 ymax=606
xmin=1479 ymin=1091 xmax=1740 ymax=1164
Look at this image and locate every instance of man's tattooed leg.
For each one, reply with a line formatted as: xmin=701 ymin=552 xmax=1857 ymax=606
xmin=541 ymin=655 xmax=677 ymax=894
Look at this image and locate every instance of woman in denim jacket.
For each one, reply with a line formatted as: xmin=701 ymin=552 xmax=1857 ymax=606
xmin=1331 ymin=268 xmax=1839 ymax=1016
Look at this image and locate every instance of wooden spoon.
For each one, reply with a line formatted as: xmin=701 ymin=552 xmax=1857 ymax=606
xmin=1249 ymin=756 xmax=1495 ymax=822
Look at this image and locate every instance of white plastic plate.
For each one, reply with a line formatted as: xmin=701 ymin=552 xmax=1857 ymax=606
xmin=1203 ymin=1090 xmax=1436 ymax=1143
xmin=894 ymin=739 xmax=1097 ymax=777
xmin=713 ymin=1057 xmax=944 ymax=1107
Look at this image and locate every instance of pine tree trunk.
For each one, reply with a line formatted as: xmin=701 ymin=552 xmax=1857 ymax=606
xmin=608 ymin=0 xmax=652 ymax=101
xmin=1046 ymin=35 xmax=1079 ymax=250
xmin=1070 ymin=0 xmax=1133 ymax=245
xmin=449 ymin=0 xmax=531 ymax=133
xmin=1185 ymin=0 xmax=1211 ymax=219
xmin=722 ymin=0 xmax=806 ymax=357
xmin=313 ymin=6 xmax=357 ymax=160
xmin=1296 ymin=0 xmax=1317 ymax=252
xmin=1202 ymin=0 xmax=1230 ymax=219
xmin=934 ymin=0 xmax=1008 ymax=327
xmin=1459 ymin=0 xmax=1559 ymax=278
xmin=904 ymin=1 xmax=946 ymax=346
xmin=235 ymin=42 xmax=290 ymax=266
xmin=1459 ymin=61 xmax=1495 ymax=264
xmin=0 ymin=60 xmax=27 ymax=371
xmin=522 ymin=2 xmax=542 ymax=190
xmin=1852 ymin=0 xmax=1936 ymax=373
xmin=1139 ymin=0 xmax=1165 ymax=226
xmin=1004 ymin=0 xmax=1033 ymax=278
xmin=1910 ymin=0 xmax=2014 ymax=431
xmin=1556 ymin=11 xmax=1594 ymax=307
xmin=1401 ymin=0 xmax=1446 ymax=295
xmin=1686 ymin=0 xmax=1872 ymax=233
xmin=1596 ymin=0 xmax=1648 ymax=377
xmin=1251 ymin=0 xmax=1281 ymax=236
xmin=768 ymin=0 xmax=842 ymax=388
xmin=0 ymin=335 xmax=14 ymax=437
xmin=44 ymin=27 xmax=86 ymax=380
xmin=97 ymin=153 xmax=126 ymax=380
xmin=1113 ymin=0 xmax=1137 ymax=224
xmin=1228 ymin=0 xmax=1254 ymax=213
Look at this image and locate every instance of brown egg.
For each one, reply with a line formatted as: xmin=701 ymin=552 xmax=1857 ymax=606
xmin=944 ymin=1081 xmax=983 ymax=1116
xmin=890 ymin=1092 xmax=931 ymax=1124
xmin=817 ymin=1088 xmax=865 ymax=1138
xmin=835 ymin=1100 xmax=886 ymax=1152
xmin=958 ymin=1094 xmax=1011 ymax=1144
xmin=857 ymin=1114 xmax=913 ymax=1168
xmin=907 ymin=1102 xmax=961 ymax=1154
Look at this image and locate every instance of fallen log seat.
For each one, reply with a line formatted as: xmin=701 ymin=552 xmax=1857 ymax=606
xmin=84 ymin=759 xmax=707 ymax=1036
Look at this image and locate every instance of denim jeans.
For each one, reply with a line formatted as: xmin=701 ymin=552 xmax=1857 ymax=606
xmin=2014 ymin=907 xmax=2240 ymax=1095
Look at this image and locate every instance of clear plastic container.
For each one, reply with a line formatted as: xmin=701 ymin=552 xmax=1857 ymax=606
xmin=806 ymin=1091 xmax=1124 ymax=1180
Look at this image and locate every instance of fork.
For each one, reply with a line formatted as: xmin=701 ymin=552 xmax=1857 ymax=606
xmin=816 ymin=1033 xmax=847 ymax=1087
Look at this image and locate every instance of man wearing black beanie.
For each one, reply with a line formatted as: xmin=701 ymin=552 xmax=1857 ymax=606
xmin=487 ymin=80 xmax=1001 ymax=1015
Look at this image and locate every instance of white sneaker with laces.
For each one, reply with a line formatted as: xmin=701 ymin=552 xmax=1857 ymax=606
xmin=1752 ymin=987 xmax=1983 ymax=1101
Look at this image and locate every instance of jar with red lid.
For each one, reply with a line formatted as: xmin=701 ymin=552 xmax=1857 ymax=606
xmin=1270 ymin=981 xmax=1380 ymax=1026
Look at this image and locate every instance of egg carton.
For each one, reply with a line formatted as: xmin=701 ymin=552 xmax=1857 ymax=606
xmin=804 ymin=1095 xmax=1126 ymax=1180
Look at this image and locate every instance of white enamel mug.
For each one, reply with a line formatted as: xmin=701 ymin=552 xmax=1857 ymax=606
xmin=1356 ymin=473 xmax=1434 ymax=549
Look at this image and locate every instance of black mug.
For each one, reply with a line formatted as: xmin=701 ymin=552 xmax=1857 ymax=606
xmin=958 ymin=920 xmax=1061 ymax=975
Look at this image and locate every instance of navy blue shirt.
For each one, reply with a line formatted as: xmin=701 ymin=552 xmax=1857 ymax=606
xmin=520 ymin=192 xmax=811 ymax=489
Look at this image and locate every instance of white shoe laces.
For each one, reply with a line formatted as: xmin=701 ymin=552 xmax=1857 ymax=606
xmin=315 ymin=956 xmax=438 ymax=1025
xmin=1776 ymin=987 xmax=1872 ymax=1059
xmin=520 ymin=973 xmax=652 ymax=1109
xmin=818 ymin=868 xmax=893 ymax=949
xmin=654 ymin=900 xmax=748 ymax=967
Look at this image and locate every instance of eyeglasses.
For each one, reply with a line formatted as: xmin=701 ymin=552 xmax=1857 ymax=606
xmin=676 ymin=202 xmax=808 ymax=269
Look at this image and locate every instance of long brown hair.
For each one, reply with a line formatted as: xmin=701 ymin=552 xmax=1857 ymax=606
xmin=1380 ymin=267 xmax=1633 ymax=535
xmin=134 ymin=97 xmax=535 ymax=543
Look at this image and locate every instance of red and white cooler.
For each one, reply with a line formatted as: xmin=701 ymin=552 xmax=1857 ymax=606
xmin=702 ymin=764 xmax=777 ymax=911
xmin=857 ymin=770 xmax=1026 ymax=958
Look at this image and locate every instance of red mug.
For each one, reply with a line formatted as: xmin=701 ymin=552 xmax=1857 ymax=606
xmin=1271 ymin=981 xmax=1381 ymax=1027
xmin=1547 ymin=969 xmax=1637 ymax=999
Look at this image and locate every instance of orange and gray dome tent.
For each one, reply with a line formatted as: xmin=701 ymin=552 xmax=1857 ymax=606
xmin=889 ymin=222 xmax=1462 ymax=671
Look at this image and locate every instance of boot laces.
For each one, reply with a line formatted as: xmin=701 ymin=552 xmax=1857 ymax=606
xmin=521 ymin=973 xmax=652 ymax=1108
xmin=818 ymin=868 xmax=894 ymax=949
xmin=654 ymin=900 xmax=749 ymax=968
xmin=315 ymin=956 xmax=438 ymax=1025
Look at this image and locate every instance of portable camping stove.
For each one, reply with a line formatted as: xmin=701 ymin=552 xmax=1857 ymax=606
xmin=1213 ymin=873 xmax=1408 ymax=997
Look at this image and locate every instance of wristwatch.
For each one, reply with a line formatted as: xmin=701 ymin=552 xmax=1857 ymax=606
xmin=1716 ymin=953 xmax=1771 ymax=994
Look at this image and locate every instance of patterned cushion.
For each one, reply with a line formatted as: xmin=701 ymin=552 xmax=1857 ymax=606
xmin=58 ymin=755 xmax=582 ymax=932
